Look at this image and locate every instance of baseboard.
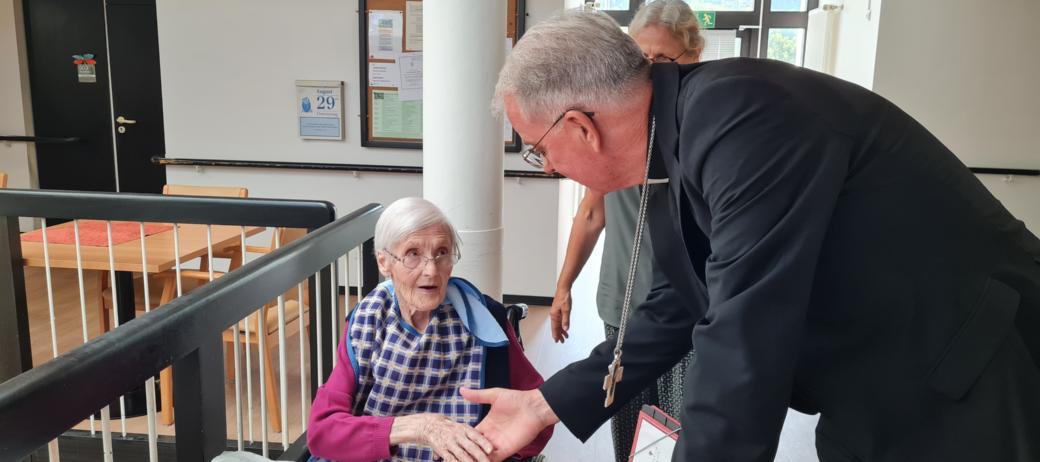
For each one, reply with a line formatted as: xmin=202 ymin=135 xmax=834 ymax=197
xmin=502 ymin=294 xmax=553 ymax=306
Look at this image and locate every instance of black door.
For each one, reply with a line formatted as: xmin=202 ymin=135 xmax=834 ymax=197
xmin=24 ymin=0 xmax=116 ymax=192
xmin=24 ymin=0 xmax=166 ymax=194
xmin=107 ymin=0 xmax=166 ymax=193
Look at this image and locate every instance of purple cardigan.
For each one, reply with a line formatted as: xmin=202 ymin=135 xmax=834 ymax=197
xmin=307 ymin=315 xmax=552 ymax=461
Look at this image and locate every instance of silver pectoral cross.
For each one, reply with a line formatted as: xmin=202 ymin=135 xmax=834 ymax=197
xmin=603 ymin=352 xmax=624 ymax=407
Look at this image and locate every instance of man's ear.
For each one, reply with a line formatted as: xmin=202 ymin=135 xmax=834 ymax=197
xmin=376 ymin=251 xmax=392 ymax=277
xmin=565 ymin=111 xmax=601 ymax=153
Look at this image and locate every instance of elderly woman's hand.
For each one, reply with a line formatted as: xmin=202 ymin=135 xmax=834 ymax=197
xmin=391 ymin=413 xmax=494 ymax=462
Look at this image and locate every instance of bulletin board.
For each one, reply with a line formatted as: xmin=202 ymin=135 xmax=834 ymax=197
xmin=358 ymin=0 xmax=526 ymax=151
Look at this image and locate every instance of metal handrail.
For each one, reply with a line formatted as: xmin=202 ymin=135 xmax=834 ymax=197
xmin=153 ymin=156 xmax=564 ymax=179
xmin=968 ymin=167 xmax=1040 ymax=176
xmin=0 ymin=196 xmax=381 ymax=461
xmin=0 ymin=135 xmax=80 ymax=144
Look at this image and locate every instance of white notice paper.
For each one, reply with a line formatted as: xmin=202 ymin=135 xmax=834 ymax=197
xmin=368 ymin=10 xmax=402 ymax=59
xmin=369 ymin=62 xmax=401 ymax=88
xmin=405 ymin=1 xmax=423 ymax=51
xmin=397 ymin=52 xmax=423 ymax=101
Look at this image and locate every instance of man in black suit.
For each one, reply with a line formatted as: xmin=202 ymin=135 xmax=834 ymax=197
xmin=460 ymin=10 xmax=1040 ymax=462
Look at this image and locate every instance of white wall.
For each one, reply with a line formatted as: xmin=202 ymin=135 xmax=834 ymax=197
xmin=0 ymin=0 xmax=34 ymax=190
xmin=157 ymin=0 xmax=566 ymax=297
xmin=828 ymin=0 xmax=882 ymax=89
xmin=871 ymin=0 xmax=1040 ymax=231
xmin=0 ymin=0 xmax=38 ymax=231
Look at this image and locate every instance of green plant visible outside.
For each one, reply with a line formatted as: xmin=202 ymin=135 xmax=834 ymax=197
xmin=767 ymin=29 xmax=798 ymax=65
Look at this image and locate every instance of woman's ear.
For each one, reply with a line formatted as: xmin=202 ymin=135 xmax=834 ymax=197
xmin=376 ymin=251 xmax=392 ymax=277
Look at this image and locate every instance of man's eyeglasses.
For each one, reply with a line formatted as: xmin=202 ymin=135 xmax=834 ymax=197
xmin=646 ymin=50 xmax=689 ymax=64
xmin=520 ymin=109 xmax=595 ymax=169
xmin=383 ymin=248 xmax=460 ymax=270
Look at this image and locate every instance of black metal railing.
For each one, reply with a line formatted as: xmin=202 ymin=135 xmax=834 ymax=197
xmin=153 ymin=156 xmax=565 ymax=179
xmin=0 ymin=135 xmax=80 ymax=144
xmin=968 ymin=167 xmax=1040 ymax=176
xmin=0 ymin=188 xmax=381 ymax=461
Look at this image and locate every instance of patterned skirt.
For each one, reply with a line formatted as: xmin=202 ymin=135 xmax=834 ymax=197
xmin=604 ymin=324 xmax=696 ymax=462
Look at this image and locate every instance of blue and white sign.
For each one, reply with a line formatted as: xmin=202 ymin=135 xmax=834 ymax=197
xmin=296 ymin=80 xmax=344 ymax=140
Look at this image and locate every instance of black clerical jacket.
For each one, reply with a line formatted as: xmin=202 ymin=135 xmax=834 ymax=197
xmin=540 ymin=59 xmax=1040 ymax=462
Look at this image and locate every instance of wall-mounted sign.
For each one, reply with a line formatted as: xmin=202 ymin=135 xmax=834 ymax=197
xmin=73 ymin=54 xmax=97 ymax=83
xmin=694 ymin=11 xmax=716 ymax=29
xmin=296 ymin=80 xmax=344 ymax=140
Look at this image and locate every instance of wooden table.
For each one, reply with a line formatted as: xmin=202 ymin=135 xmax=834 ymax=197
xmin=20 ymin=222 xmax=264 ymax=421
xmin=21 ymin=222 xmax=264 ymax=273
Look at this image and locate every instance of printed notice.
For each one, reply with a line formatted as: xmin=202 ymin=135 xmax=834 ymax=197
xmin=368 ymin=10 xmax=402 ymax=59
xmin=396 ymin=53 xmax=423 ymax=102
xmin=405 ymin=1 xmax=423 ymax=51
xmin=372 ymin=90 xmax=422 ymax=140
xmin=369 ymin=62 xmax=401 ymax=88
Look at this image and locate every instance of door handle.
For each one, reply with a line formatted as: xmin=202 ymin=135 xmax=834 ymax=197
xmin=116 ymin=116 xmax=137 ymax=125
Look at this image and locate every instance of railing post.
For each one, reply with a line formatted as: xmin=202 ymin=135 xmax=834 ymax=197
xmin=173 ymin=337 xmax=227 ymax=462
xmin=319 ymin=265 xmax=335 ymax=382
xmin=307 ymin=264 xmax=337 ymax=396
xmin=0 ymin=216 xmax=32 ymax=383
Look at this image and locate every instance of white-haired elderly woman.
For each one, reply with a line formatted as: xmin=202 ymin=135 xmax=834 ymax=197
xmin=307 ymin=197 xmax=551 ymax=462
xmin=548 ymin=1 xmax=702 ymax=461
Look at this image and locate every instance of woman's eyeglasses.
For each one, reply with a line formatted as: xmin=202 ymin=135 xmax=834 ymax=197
xmin=384 ymin=248 xmax=460 ymax=270
xmin=646 ymin=50 xmax=689 ymax=63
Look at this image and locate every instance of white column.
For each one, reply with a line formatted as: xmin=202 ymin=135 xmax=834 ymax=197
xmin=424 ymin=0 xmax=506 ymax=299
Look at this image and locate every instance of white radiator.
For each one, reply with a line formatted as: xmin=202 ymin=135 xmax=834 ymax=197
xmin=804 ymin=4 xmax=843 ymax=74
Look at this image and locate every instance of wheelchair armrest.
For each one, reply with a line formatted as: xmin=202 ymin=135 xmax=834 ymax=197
xmin=505 ymin=303 xmax=529 ymax=348
xmin=277 ymin=431 xmax=310 ymax=461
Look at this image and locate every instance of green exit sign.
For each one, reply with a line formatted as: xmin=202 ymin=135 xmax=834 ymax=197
xmin=695 ymin=11 xmax=716 ymax=29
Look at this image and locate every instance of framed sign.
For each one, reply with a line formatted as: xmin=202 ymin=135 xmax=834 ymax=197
xmin=296 ymin=80 xmax=345 ymax=140
xmin=358 ymin=0 xmax=526 ymax=151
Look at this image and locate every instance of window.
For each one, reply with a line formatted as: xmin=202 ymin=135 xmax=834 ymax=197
xmin=603 ymin=0 xmax=817 ymax=65
xmin=767 ymin=28 xmax=805 ymax=65
xmin=600 ymin=0 xmax=632 ymax=10
xmin=685 ymin=0 xmax=755 ymax=11
xmin=770 ymin=0 xmax=807 ymax=11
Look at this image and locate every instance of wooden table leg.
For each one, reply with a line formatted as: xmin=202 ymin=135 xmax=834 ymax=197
xmin=159 ymin=277 xmax=176 ymax=426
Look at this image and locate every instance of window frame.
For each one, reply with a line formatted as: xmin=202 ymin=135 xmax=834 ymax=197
xmin=608 ymin=0 xmax=818 ymax=62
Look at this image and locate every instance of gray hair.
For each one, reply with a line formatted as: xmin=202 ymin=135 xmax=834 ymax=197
xmin=494 ymin=10 xmax=650 ymax=121
xmin=629 ymin=0 xmax=705 ymax=53
xmin=374 ymin=197 xmax=461 ymax=256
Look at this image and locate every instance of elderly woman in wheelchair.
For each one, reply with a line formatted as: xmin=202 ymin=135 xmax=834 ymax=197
xmin=307 ymin=197 xmax=551 ymax=462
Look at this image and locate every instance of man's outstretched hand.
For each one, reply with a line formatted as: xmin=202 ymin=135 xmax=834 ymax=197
xmin=459 ymin=387 xmax=560 ymax=461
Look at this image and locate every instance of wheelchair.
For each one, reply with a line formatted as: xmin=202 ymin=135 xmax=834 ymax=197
xmin=274 ymin=304 xmax=545 ymax=462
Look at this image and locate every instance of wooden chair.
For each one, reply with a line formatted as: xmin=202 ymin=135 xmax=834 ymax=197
xmin=162 ymin=184 xmax=248 ymax=197
xmin=99 ymin=183 xmax=248 ymax=426
xmin=99 ymin=184 xmax=249 ymax=331
xmin=162 ymin=184 xmax=248 ymax=273
xmin=222 ymin=228 xmax=309 ymax=434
